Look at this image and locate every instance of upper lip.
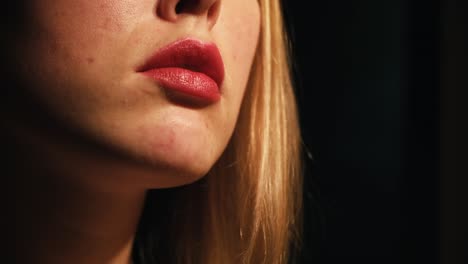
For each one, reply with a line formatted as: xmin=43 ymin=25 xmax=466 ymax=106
xmin=137 ymin=38 xmax=225 ymax=88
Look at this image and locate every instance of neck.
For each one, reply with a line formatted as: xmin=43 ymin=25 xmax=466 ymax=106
xmin=13 ymin=179 xmax=146 ymax=264
xmin=4 ymin=120 xmax=148 ymax=264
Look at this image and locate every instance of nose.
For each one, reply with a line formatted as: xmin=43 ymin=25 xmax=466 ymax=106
xmin=157 ymin=0 xmax=221 ymax=29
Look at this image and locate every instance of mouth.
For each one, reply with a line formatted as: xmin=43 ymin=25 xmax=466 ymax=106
xmin=137 ymin=38 xmax=225 ymax=103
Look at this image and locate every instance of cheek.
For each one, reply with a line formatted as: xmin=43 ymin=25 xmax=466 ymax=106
xmin=224 ymin=2 xmax=260 ymax=58
xmin=14 ymin=0 xmax=149 ymax=119
xmin=31 ymin=0 xmax=144 ymax=32
xmin=25 ymin=0 xmax=147 ymax=66
xmin=215 ymin=1 xmax=260 ymax=99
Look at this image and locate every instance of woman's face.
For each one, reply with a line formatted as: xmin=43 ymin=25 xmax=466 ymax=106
xmin=11 ymin=0 xmax=260 ymax=188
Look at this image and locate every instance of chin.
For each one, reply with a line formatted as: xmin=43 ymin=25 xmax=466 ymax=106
xmin=118 ymin=120 xmax=223 ymax=189
xmin=135 ymin=148 xmax=217 ymax=189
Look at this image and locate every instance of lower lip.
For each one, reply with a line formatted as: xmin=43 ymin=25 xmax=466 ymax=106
xmin=142 ymin=67 xmax=220 ymax=103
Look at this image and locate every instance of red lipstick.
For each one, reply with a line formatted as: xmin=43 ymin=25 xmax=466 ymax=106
xmin=138 ymin=38 xmax=224 ymax=103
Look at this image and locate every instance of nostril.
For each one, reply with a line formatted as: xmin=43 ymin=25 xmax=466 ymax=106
xmin=207 ymin=1 xmax=219 ymax=20
xmin=175 ymin=0 xmax=198 ymax=15
xmin=175 ymin=1 xmax=183 ymax=14
xmin=168 ymin=0 xmax=221 ymax=27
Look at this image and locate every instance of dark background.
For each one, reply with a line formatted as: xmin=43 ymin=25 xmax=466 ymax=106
xmin=284 ymin=0 xmax=467 ymax=263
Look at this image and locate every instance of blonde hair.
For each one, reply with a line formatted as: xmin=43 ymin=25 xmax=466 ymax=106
xmin=134 ymin=0 xmax=303 ymax=263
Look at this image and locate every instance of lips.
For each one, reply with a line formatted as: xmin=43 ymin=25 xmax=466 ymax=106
xmin=137 ymin=38 xmax=225 ymax=103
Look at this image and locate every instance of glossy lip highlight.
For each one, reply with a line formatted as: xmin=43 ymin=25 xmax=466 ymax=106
xmin=137 ymin=38 xmax=225 ymax=103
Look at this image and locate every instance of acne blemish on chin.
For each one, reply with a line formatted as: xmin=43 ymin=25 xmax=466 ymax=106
xmin=86 ymin=57 xmax=95 ymax=64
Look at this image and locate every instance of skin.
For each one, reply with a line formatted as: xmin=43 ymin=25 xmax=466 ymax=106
xmin=4 ymin=0 xmax=260 ymax=263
